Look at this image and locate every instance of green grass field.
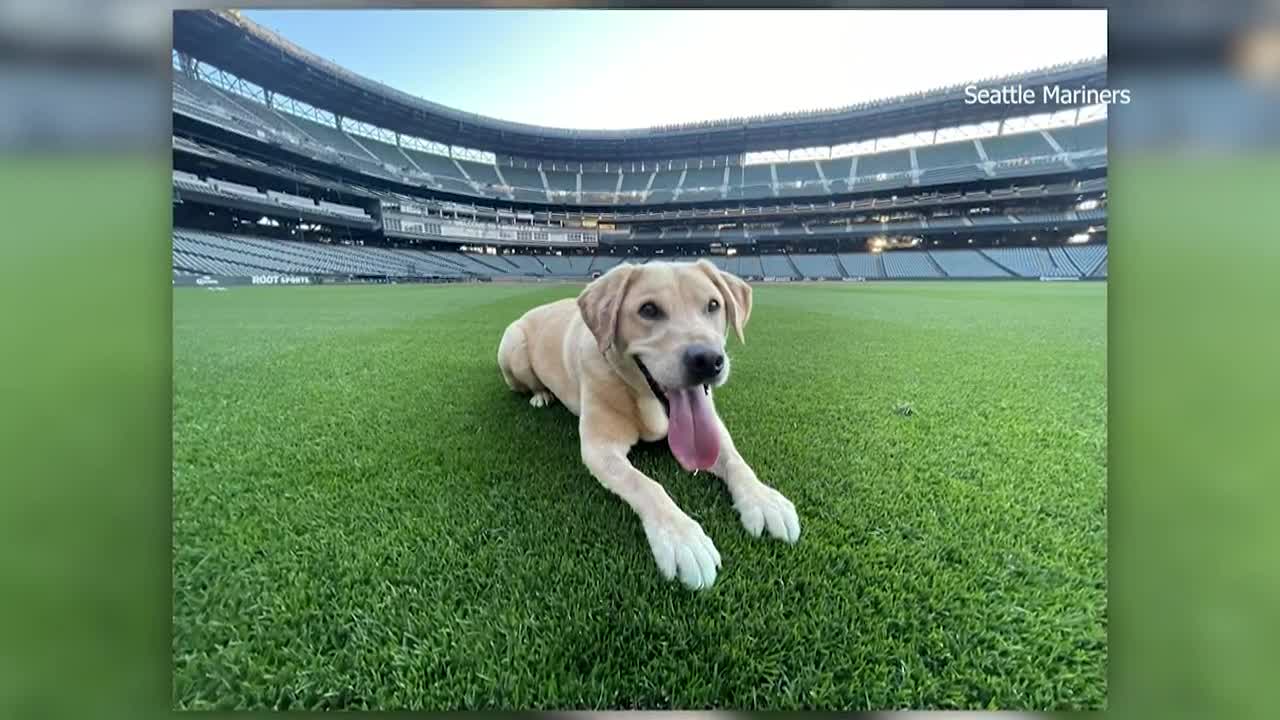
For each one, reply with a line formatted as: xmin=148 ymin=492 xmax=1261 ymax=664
xmin=172 ymin=280 xmax=1106 ymax=711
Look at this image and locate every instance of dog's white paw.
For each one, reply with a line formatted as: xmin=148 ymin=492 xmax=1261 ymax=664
xmin=735 ymin=484 xmax=801 ymax=543
xmin=642 ymin=511 xmax=722 ymax=590
xmin=529 ymin=391 xmax=555 ymax=408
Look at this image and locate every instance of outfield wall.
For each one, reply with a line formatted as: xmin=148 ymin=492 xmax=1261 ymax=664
xmin=171 ymin=274 xmax=484 ymax=287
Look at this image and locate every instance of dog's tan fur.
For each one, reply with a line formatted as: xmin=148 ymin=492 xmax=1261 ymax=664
xmin=497 ymin=260 xmax=799 ymax=590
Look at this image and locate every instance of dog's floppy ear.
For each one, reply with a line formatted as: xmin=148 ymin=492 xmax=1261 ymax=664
xmin=696 ymin=260 xmax=753 ymax=344
xmin=577 ymin=263 xmax=638 ymax=353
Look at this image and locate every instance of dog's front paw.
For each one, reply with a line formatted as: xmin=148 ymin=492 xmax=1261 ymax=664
xmin=735 ymin=484 xmax=801 ymax=543
xmin=642 ymin=511 xmax=722 ymax=590
xmin=529 ymin=391 xmax=555 ymax=408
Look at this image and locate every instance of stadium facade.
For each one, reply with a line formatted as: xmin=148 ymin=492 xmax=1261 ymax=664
xmin=170 ymin=9 xmax=1108 ymax=286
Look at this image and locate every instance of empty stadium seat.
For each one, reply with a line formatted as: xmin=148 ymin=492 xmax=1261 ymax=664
xmin=1050 ymin=121 xmax=1107 ymax=154
xmin=929 ymin=249 xmax=1010 ymax=278
xmin=775 ymin=162 xmax=820 ymax=185
xmin=981 ymin=246 xmax=1077 ymax=278
xmin=737 ymin=255 xmax=764 ymax=278
xmin=649 ymin=170 xmax=683 ymax=190
xmin=759 ymin=254 xmax=798 ymax=279
xmin=456 ymin=160 xmax=502 ymax=185
xmin=836 ymin=252 xmax=883 ymax=279
xmin=682 ymin=167 xmax=725 ymax=190
xmin=581 ymin=172 xmax=620 ymax=194
xmin=881 ymin=251 xmax=941 ymax=278
xmin=1064 ymin=244 xmax=1108 ymax=275
xmin=405 ymin=150 xmax=467 ymax=179
xmin=543 ymin=170 xmax=577 ymax=193
xmin=819 ymin=158 xmax=853 ymax=184
xmin=358 ymin=136 xmax=414 ymax=169
xmin=915 ymin=140 xmax=981 ymax=169
xmin=789 ymin=253 xmax=842 ymax=279
xmin=982 ymin=132 xmax=1055 ymax=162
xmin=856 ymin=150 xmax=912 ymax=178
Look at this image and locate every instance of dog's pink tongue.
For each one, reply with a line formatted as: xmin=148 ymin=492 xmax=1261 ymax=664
xmin=665 ymin=387 xmax=720 ymax=471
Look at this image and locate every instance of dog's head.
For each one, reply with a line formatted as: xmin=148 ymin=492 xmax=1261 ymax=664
xmin=577 ymin=258 xmax=752 ymax=397
xmin=578 ymin=259 xmax=752 ymax=471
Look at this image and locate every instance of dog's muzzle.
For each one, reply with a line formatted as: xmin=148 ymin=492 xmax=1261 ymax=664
xmin=634 ymin=356 xmax=711 ymax=418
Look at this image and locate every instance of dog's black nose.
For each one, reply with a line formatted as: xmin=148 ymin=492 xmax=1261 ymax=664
xmin=684 ymin=345 xmax=725 ymax=383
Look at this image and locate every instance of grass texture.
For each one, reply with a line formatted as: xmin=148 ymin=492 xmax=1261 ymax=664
xmin=172 ymin=280 xmax=1106 ymax=710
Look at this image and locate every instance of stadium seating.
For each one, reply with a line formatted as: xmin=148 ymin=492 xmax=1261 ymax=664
xmin=173 ymin=250 xmax=264 ymax=277
xmin=497 ymin=253 xmax=547 ymax=276
xmin=172 ymin=171 xmax=213 ymax=195
xmin=917 ymin=165 xmax=985 ymax=185
xmin=543 ymin=169 xmax=578 ymax=193
xmin=776 ymin=182 xmax=824 ymax=199
xmin=174 ymin=230 xmax=1106 ymax=283
xmin=456 ymin=159 xmax=502 ymax=185
xmin=707 ymin=255 xmax=739 ymax=275
xmin=360 ymin=246 xmax=465 ymax=277
xmin=357 ymin=135 xmax=415 ymax=169
xmin=435 ymin=176 xmax=481 ymax=196
xmin=856 ymin=150 xmax=912 ymax=178
xmin=929 ymin=249 xmax=1011 ymax=278
xmin=1047 ymin=246 xmax=1080 ymax=275
xmin=589 ymin=255 xmax=625 ymax=274
xmin=915 ymin=140 xmax=981 ymax=169
xmin=678 ymin=188 xmax=724 ymax=202
xmin=501 ymin=166 xmax=546 ymax=190
xmin=682 ymin=167 xmax=725 ymax=191
xmin=837 ymin=252 xmax=883 ymax=279
xmin=759 ymin=254 xmax=798 ymax=279
xmin=175 ymin=57 xmax=1108 ymax=210
xmin=742 ymin=165 xmax=774 ymax=187
xmin=172 ymin=77 xmax=271 ymax=140
xmin=618 ymin=171 xmax=652 ymax=197
xmin=775 ymin=162 xmax=820 ymax=185
xmin=882 ymin=251 xmax=942 ymax=278
xmin=173 ymin=230 xmax=466 ymax=278
xmin=399 ymin=149 xmax=462 ymax=179
xmin=1061 ymin=244 xmax=1106 ymax=274
xmin=819 ymin=157 xmax=853 ymax=182
xmin=820 ymin=158 xmax=854 ymax=193
xmin=789 ymin=253 xmax=843 ymax=279
xmin=988 ymin=157 xmax=1071 ymax=179
xmin=535 ymin=255 xmax=577 ymax=277
xmin=720 ymin=165 xmax=773 ymax=201
xmin=286 ymin=115 xmax=374 ymax=161
xmin=509 ymin=187 xmax=546 ymax=203
xmin=1051 ymin=121 xmax=1107 ymax=154
xmin=969 ymin=214 xmax=1017 ymax=226
xmin=581 ymin=172 xmax=620 ymax=194
xmin=737 ymin=254 xmax=764 ymax=278
xmin=981 ymin=247 xmax=1077 ymax=278
xmin=648 ymin=169 xmax=681 ymax=189
xmin=982 ymin=132 xmax=1056 ymax=163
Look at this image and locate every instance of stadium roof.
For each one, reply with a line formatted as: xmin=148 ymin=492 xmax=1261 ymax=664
xmin=173 ymin=9 xmax=1108 ymax=162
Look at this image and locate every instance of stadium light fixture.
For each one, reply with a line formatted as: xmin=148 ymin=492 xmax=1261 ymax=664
xmin=1068 ymin=233 xmax=1090 ymax=244
xmin=1076 ymin=199 xmax=1100 ymax=211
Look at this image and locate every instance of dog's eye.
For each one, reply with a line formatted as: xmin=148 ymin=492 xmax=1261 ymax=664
xmin=707 ymin=298 xmax=721 ymax=313
xmin=638 ymin=302 xmax=663 ymax=320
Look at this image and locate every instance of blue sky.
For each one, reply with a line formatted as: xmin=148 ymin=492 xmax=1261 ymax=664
xmin=243 ymin=9 xmax=1107 ymax=130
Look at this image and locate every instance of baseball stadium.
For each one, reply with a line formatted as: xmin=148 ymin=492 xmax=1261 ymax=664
xmin=172 ymin=9 xmax=1107 ymax=711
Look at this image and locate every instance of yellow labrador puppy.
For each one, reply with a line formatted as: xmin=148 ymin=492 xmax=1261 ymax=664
xmin=497 ymin=260 xmax=800 ymax=590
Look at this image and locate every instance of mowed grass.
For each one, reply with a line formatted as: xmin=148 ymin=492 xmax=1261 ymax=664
xmin=172 ymin=280 xmax=1106 ymax=711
